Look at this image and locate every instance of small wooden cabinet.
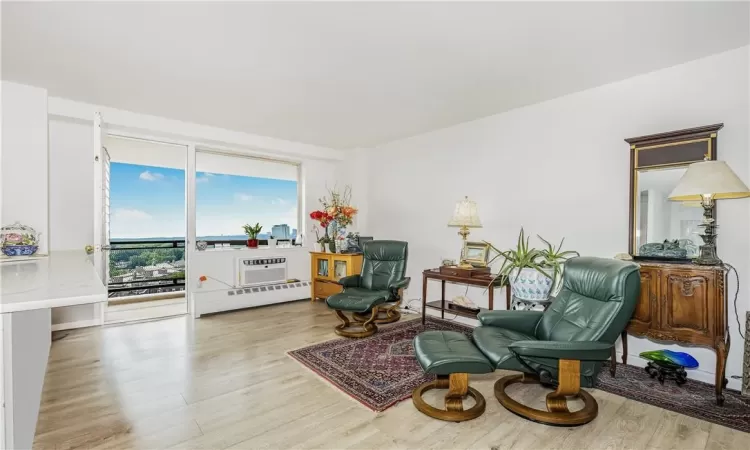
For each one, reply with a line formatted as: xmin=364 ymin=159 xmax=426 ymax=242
xmin=310 ymin=252 xmax=363 ymax=301
xmin=622 ymin=262 xmax=728 ymax=405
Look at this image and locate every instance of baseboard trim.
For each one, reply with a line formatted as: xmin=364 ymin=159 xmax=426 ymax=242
xmin=51 ymin=319 xmax=100 ymax=332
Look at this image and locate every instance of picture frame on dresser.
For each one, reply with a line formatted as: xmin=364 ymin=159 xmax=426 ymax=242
xmin=621 ymin=124 xmax=731 ymax=406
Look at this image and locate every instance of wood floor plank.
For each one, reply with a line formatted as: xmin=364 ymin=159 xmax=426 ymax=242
xmin=33 ymin=300 xmax=748 ymax=450
xmin=645 ymin=409 xmax=712 ymax=450
xmin=704 ymin=423 xmax=750 ymax=450
xmin=554 ymin=389 xmax=628 ymax=449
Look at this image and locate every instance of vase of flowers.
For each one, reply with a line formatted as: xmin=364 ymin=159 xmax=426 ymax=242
xmin=243 ymin=223 xmax=263 ymax=248
xmin=310 ymin=186 xmax=358 ymax=254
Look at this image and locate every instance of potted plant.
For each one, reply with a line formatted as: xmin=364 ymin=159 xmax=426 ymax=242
xmin=309 ymin=209 xmax=334 ymax=252
xmin=310 ymin=223 xmax=330 ymax=252
xmin=538 ymin=235 xmax=580 ymax=297
xmin=243 ymin=223 xmax=263 ymax=248
xmin=486 ymin=228 xmax=578 ymax=302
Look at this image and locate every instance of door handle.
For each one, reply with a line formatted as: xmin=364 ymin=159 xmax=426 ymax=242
xmin=85 ymin=245 xmax=111 ymax=254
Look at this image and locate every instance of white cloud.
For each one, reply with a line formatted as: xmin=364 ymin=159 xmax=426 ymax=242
xmin=271 ymin=198 xmax=287 ymax=206
xmin=205 ymin=173 xmax=215 ymax=177
xmin=112 ymin=208 xmax=152 ymax=220
xmin=110 ymin=208 xmax=186 ymax=239
xmin=139 ymin=170 xmax=164 ymax=181
xmin=235 ymin=193 xmax=253 ymax=201
xmin=196 ymin=176 xmax=210 ymax=183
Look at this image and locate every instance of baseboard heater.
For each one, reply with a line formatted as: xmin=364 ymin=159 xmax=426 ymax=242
xmin=192 ymin=280 xmax=311 ymax=318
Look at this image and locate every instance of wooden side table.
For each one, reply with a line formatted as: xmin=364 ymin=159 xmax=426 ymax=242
xmin=421 ymin=268 xmax=510 ymax=325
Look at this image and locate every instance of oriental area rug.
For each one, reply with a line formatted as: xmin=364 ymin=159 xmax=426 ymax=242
xmin=287 ymin=317 xmax=750 ymax=433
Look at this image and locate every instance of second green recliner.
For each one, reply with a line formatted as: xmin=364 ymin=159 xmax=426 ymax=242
xmin=472 ymin=256 xmax=640 ymax=426
xmin=326 ymin=240 xmax=410 ymax=338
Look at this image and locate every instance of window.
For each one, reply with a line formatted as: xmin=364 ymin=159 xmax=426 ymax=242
xmin=195 ymin=151 xmax=299 ymax=243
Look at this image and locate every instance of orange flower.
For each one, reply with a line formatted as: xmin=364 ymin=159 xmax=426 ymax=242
xmin=341 ymin=206 xmax=358 ymax=217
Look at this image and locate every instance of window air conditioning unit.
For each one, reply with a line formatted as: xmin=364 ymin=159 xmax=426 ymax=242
xmin=236 ymin=256 xmax=287 ymax=287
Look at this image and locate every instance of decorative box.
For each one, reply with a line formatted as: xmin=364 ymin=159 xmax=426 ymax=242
xmin=0 ymin=222 xmax=39 ymax=256
xmin=439 ymin=265 xmax=490 ymax=278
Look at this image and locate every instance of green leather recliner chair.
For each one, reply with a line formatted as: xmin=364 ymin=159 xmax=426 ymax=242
xmin=326 ymin=240 xmax=410 ymax=338
xmin=473 ymin=256 xmax=640 ymax=426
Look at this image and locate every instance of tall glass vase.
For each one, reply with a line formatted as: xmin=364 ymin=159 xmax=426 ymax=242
xmin=327 ymin=222 xmax=337 ymax=253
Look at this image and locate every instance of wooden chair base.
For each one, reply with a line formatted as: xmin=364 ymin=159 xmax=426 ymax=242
xmin=333 ymin=308 xmax=378 ymax=338
xmin=412 ymin=373 xmax=486 ymax=422
xmin=352 ymin=304 xmax=401 ymax=324
xmin=494 ymin=368 xmax=598 ymax=427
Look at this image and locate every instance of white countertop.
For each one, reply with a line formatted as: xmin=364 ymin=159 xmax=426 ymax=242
xmin=0 ymin=250 xmax=107 ymax=313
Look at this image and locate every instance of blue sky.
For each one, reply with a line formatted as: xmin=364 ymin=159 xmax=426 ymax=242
xmin=110 ymin=162 xmax=298 ymax=239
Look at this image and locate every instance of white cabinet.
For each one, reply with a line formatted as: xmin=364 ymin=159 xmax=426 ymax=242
xmin=1 ymin=310 xmax=51 ymax=450
xmin=0 ymin=251 xmax=106 ymax=449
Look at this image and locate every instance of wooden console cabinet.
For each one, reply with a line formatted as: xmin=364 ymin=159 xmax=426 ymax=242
xmin=621 ymin=262 xmax=729 ymax=405
xmin=309 ymin=252 xmax=363 ymax=301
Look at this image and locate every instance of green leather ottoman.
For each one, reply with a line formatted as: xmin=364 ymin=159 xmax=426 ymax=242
xmin=412 ymin=331 xmax=494 ymax=422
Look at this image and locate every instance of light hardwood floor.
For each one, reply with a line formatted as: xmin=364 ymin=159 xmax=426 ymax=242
xmin=35 ymin=301 xmax=749 ymax=449
xmin=105 ymin=297 xmax=187 ymax=324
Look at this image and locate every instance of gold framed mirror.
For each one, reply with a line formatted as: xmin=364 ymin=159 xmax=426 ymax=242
xmin=627 ymin=124 xmax=723 ymax=260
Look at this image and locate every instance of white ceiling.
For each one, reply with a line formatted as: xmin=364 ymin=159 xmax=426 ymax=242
xmin=3 ymin=2 xmax=748 ymax=149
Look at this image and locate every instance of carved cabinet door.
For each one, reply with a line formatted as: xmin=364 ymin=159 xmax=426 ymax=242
xmin=629 ymin=268 xmax=658 ymax=332
xmin=659 ymin=269 xmax=715 ymax=344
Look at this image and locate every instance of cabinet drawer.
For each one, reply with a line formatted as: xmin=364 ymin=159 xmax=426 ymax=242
xmin=314 ymin=281 xmax=342 ymax=299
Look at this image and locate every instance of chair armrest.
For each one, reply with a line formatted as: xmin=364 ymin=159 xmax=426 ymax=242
xmin=388 ymin=277 xmax=411 ymax=291
xmin=508 ymin=340 xmax=613 ymax=361
xmin=337 ymin=275 xmax=361 ymax=288
xmin=477 ymin=310 xmax=543 ymax=335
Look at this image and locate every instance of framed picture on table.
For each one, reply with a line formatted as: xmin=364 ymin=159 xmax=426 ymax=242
xmin=462 ymin=241 xmax=489 ymax=267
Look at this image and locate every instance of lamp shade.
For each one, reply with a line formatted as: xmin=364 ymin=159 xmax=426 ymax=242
xmin=448 ymin=196 xmax=482 ymax=228
xmin=668 ymin=160 xmax=750 ymax=201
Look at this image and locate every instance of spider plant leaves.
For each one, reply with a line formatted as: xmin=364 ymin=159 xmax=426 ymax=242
xmin=484 ymin=229 xmax=579 ymax=287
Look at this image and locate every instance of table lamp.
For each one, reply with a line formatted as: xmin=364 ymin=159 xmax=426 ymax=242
xmin=448 ymin=196 xmax=482 ymax=268
xmin=668 ymin=160 xmax=750 ymax=265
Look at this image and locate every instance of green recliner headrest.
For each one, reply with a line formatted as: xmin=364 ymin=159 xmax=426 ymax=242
xmin=362 ymin=240 xmax=408 ymax=261
xmin=561 ymin=257 xmax=639 ymax=303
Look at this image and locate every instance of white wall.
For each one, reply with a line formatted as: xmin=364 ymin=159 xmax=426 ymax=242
xmin=1 ymin=81 xmax=48 ymax=253
xmin=334 ymin=147 xmax=370 ymax=234
xmin=362 ymin=46 xmax=750 ymax=389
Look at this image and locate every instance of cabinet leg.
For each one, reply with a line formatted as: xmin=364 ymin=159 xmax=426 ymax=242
xmin=715 ymin=338 xmax=730 ymax=406
xmin=621 ymin=331 xmax=628 ymax=365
